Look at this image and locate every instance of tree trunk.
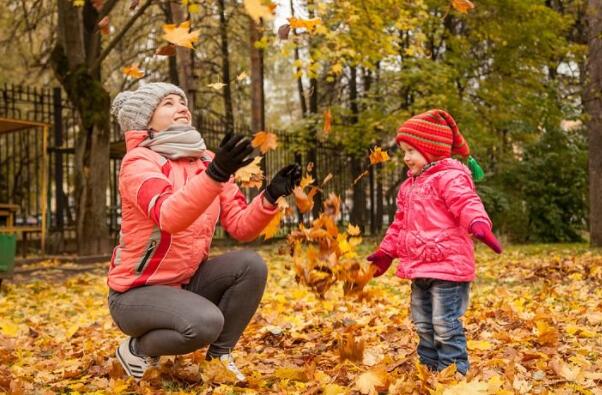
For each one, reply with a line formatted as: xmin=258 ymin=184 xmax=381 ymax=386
xmin=348 ymin=66 xmax=366 ymax=229
xmin=52 ymin=0 xmax=111 ymax=255
xmin=586 ymin=0 xmax=602 ymax=246
xmin=217 ymin=0 xmax=234 ymax=134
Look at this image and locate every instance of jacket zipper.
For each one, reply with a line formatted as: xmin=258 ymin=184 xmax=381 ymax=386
xmin=136 ymin=239 xmax=157 ymax=273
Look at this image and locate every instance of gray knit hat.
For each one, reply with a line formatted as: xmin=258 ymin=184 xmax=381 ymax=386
xmin=111 ymin=82 xmax=188 ymax=133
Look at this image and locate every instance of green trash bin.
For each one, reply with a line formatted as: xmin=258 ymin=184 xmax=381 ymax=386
xmin=0 ymin=233 xmax=17 ymax=275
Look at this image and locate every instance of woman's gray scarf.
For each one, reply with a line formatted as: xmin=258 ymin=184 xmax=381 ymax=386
xmin=139 ymin=124 xmax=207 ymax=160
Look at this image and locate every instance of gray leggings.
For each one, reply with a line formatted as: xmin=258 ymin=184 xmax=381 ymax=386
xmin=108 ymin=249 xmax=267 ymax=357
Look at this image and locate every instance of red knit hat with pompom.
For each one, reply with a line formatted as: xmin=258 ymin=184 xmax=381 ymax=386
xmin=396 ymin=109 xmax=470 ymax=163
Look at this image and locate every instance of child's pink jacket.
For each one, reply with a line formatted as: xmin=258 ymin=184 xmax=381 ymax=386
xmin=108 ymin=130 xmax=278 ymax=292
xmin=379 ymin=158 xmax=492 ymax=282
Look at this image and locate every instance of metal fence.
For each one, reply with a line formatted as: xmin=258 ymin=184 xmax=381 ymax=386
xmin=0 ymin=83 xmax=403 ymax=253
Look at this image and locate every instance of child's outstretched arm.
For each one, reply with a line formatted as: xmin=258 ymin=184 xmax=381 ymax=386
xmin=367 ymin=189 xmax=404 ymax=276
xmin=439 ymin=171 xmax=502 ymax=254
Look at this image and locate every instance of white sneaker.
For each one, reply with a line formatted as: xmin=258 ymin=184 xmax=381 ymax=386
xmin=116 ymin=337 xmax=159 ymax=380
xmin=216 ymin=354 xmax=246 ymax=382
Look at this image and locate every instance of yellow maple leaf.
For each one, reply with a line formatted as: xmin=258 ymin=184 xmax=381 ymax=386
xmin=234 ymin=156 xmax=264 ymax=188
xmin=451 ymin=0 xmax=475 ymax=13
xmin=244 ymin=0 xmax=275 ymax=23
xmin=261 ymin=210 xmax=282 ymax=240
xmin=369 ymin=146 xmax=390 ymax=165
xmin=162 ymin=20 xmax=200 ymax=49
xmin=467 ymin=339 xmax=493 ymax=350
xmin=300 ymin=175 xmax=314 ymax=189
xmin=442 ymin=380 xmax=488 ymax=395
xmin=347 ymin=224 xmax=361 ymax=236
xmin=251 ymin=131 xmax=278 ymax=154
xmin=289 ymin=17 xmax=321 ymax=31
xmin=236 ymin=71 xmax=249 ymax=81
xmin=122 ymin=64 xmax=144 ymax=79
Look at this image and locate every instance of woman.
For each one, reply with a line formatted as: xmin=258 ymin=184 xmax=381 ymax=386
xmin=108 ymin=82 xmax=301 ymax=382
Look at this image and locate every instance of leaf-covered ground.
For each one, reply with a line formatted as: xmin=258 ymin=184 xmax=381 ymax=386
xmin=1 ymin=243 xmax=601 ymax=394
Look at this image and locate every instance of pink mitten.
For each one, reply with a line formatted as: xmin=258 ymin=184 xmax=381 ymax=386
xmin=367 ymin=250 xmax=394 ymax=277
xmin=470 ymin=221 xmax=502 ymax=254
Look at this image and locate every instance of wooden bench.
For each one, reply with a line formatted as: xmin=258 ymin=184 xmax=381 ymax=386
xmin=0 ymin=203 xmax=44 ymax=257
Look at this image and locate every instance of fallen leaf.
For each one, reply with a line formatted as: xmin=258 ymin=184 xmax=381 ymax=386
xmin=121 ymin=64 xmax=144 ymax=79
xmin=251 ymin=131 xmax=278 ymax=154
xmin=356 ymin=368 xmax=389 ymax=394
xmin=451 ymin=0 xmax=475 ymax=13
xmin=234 ymin=156 xmax=264 ymax=188
xmin=162 ymin=20 xmax=200 ymax=49
xmin=244 ymin=0 xmax=275 ymax=23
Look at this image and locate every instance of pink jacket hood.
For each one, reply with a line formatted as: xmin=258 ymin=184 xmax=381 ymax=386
xmin=379 ymin=158 xmax=492 ymax=282
xmin=108 ymin=130 xmax=278 ymax=292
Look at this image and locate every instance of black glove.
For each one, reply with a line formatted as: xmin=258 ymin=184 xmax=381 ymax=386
xmin=206 ymin=133 xmax=255 ymax=182
xmin=265 ymin=163 xmax=302 ymax=204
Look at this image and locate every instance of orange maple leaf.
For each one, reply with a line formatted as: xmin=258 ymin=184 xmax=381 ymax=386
xmin=261 ymin=210 xmax=282 ymax=240
xmin=289 ymin=17 xmax=321 ymax=31
xmin=293 ymin=186 xmax=318 ymax=214
xmin=251 ymin=131 xmax=278 ymax=154
xmin=156 ymin=44 xmax=176 ymax=56
xmin=369 ymin=146 xmax=389 ymax=165
xmin=451 ymin=0 xmax=475 ymax=13
xmin=162 ymin=20 xmax=200 ymax=49
xmin=122 ymin=64 xmax=144 ymax=79
xmin=323 ymin=109 xmax=332 ymax=134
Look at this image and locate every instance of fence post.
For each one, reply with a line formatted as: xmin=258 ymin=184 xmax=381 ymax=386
xmin=52 ymin=88 xmax=65 ymax=234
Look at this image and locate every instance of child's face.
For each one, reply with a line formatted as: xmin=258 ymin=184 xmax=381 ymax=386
xmin=399 ymin=142 xmax=428 ymax=176
xmin=148 ymin=94 xmax=191 ymax=132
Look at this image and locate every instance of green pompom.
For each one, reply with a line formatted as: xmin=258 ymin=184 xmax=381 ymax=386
xmin=467 ymin=156 xmax=485 ymax=182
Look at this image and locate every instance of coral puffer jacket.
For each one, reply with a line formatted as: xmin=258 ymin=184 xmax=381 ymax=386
xmin=379 ymin=158 xmax=492 ymax=282
xmin=108 ymin=130 xmax=278 ymax=292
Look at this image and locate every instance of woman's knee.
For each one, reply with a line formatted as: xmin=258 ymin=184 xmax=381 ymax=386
xmin=240 ymin=250 xmax=268 ymax=281
xmin=184 ymin=306 xmax=225 ymax=347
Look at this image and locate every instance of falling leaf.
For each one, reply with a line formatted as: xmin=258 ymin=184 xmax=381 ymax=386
xmin=251 ymin=131 xmax=278 ymax=154
xmin=323 ymin=109 xmax=332 ymax=134
xmin=162 ymin=20 xmax=200 ymax=49
xmin=293 ymin=186 xmax=318 ymax=214
xmin=129 ymin=0 xmax=140 ymax=10
xmin=236 ymin=71 xmax=249 ymax=81
xmin=353 ymin=170 xmax=369 ymax=185
xmin=188 ymin=3 xmax=200 ymax=13
xmin=288 ymin=17 xmax=322 ymax=31
xmin=347 ymin=224 xmax=360 ymax=236
xmin=244 ymin=0 xmax=275 ymax=23
xmin=261 ymin=210 xmax=282 ymax=240
xmin=451 ymin=0 xmax=475 ymax=13
xmin=300 ymin=175 xmax=314 ymax=189
xmin=207 ymin=82 xmax=227 ymax=91
xmin=234 ymin=156 xmax=264 ymax=188
xmin=122 ymin=64 xmax=144 ymax=79
xmin=356 ymin=368 xmax=389 ymax=394
xmin=369 ymin=146 xmax=389 ymax=165
xmin=156 ymin=44 xmax=177 ymax=56
xmin=98 ymin=16 xmax=110 ymax=35
xmin=321 ymin=173 xmax=333 ymax=186
xmin=278 ymin=24 xmax=291 ymax=40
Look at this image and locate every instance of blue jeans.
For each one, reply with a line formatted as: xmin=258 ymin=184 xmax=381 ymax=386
xmin=410 ymin=279 xmax=470 ymax=374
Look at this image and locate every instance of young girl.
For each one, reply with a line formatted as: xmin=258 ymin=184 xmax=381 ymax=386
xmin=367 ymin=109 xmax=502 ymax=375
xmin=108 ymin=82 xmax=301 ymax=381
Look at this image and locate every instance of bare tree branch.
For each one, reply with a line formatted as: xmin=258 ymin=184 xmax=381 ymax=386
xmin=90 ymin=0 xmax=154 ymax=73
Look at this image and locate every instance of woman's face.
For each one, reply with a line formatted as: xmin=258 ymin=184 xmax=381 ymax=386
xmin=399 ymin=142 xmax=428 ymax=175
xmin=148 ymin=94 xmax=191 ymax=131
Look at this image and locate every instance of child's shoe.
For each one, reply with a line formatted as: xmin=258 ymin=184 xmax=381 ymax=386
xmin=116 ymin=337 xmax=159 ymax=380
